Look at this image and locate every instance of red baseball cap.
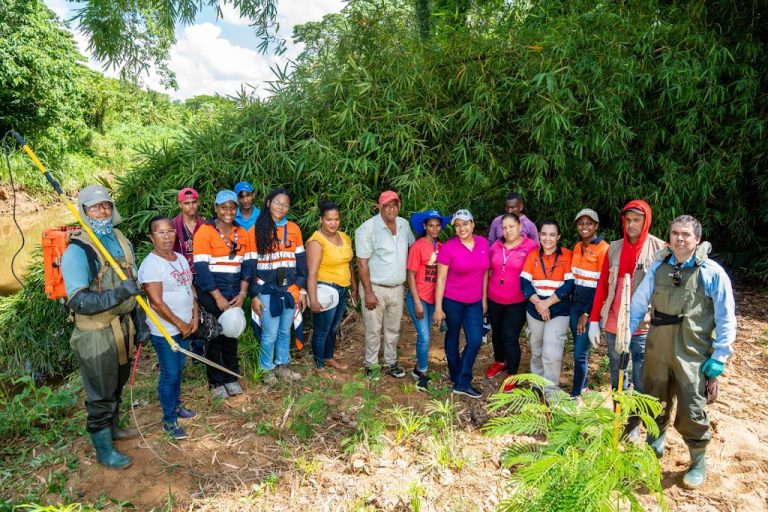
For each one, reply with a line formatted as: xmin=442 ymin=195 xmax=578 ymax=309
xmin=178 ymin=187 xmax=199 ymax=202
xmin=378 ymin=190 xmax=400 ymax=206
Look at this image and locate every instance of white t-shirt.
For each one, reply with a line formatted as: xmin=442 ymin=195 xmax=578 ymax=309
xmin=138 ymin=251 xmax=195 ymax=336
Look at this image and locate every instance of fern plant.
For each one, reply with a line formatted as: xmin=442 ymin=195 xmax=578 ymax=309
xmin=483 ymin=374 xmax=666 ymax=512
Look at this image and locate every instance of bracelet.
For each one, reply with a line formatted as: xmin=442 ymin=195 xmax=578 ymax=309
xmin=299 ymin=290 xmax=307 ymax=296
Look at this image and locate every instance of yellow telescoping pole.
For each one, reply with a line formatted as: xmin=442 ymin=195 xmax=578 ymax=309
xmin=612 ymin=275 xmax=632 ymax=447
xmin=13 ymin=132 xmax=242 ymax=379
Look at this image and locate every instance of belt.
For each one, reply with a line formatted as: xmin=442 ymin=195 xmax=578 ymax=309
xmin=371 ymin=282 xmax=402 ymax=288
xmin=650 ymin=310 xmax=684 ymax=326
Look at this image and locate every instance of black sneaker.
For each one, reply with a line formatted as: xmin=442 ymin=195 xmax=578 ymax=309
xmin=386 ymin=364 xmax=406 ymax=378
xmin=364 ymin=367 xmax=380 ymax=380
xmin=416 ymin=375 xmax=431 ymax=392
xmin=452 ymin=386 xmax=483 ymax=399
xmin=411 ymin=367 xmax=422 ymax=380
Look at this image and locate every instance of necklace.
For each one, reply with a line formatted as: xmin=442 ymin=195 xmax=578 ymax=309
xmin=213 ymin=220 xmax=239 ymax=259
xmin=156 ymin=251 xmax=192 ymax=297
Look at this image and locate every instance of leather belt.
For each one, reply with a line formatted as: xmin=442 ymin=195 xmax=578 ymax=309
xmin=371 ymin=282 xmax=402 ymax=288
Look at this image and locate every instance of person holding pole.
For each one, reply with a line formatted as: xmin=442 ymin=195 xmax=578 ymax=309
xmin=139 ymin=215 xmax=199 ymax=440
xmin=629 ymin=215 xmax=736 ymax=489
xmin=61 ymin=185 xmax=149 ymax=469
xmin=588 ymin=199 xmax=666 ymax=440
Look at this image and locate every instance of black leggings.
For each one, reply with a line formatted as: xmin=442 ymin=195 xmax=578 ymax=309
xmin=487 ymin=299 xmax=527 ymax=374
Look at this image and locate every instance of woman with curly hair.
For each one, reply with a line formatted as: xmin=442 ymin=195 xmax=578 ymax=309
xmin=248 ymin=188 xmax=308 ymax=383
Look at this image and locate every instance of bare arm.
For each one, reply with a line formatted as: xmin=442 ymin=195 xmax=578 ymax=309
xmin=357 ymin=256 xmax=379 ymax=310
xmin=306 ymin=240 xmax=323 ymax=313
xmin=407 ymin=269 xmax=424 ymax=319
xmin=432 ymin=263 xmax=449 ymax=326
xmin=143 ymin=281 xmax=194 ymax=337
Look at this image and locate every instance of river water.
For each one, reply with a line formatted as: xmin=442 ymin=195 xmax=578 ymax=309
xmin=0 ymin=205 xmax=71 ymax=295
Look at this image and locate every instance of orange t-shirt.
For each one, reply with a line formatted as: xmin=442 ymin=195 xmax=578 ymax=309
xmin=406 ymin=238 xmax=442 ymax=304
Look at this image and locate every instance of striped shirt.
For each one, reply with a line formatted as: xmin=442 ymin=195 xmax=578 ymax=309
xmin=192 ymin=221 xmax=251 ymax=298
xmin=571 ymin=237 xmax=609 ymax=316
xmin=247 ymin=220 xmax=308 ymax=297
xmin=520 ymin=246 xmax=574 ymax=320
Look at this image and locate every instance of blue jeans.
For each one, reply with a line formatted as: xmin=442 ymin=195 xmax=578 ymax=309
xmin=442 ymin=298 xmax=483 ymax=389
xmin=311 ymin=285 xmax=347 ymax=368
xmin=257 ymin=293 xmax=294 ymax=370
xmin=570 ymin=307 xmax=592 ymax=396
xmin=405 ymin=294 xmax=436 ymax=373
xmin=151 ymin=334 xmax=189 ymax=424
xmin=605 ymin=331 xmax=647 ymax=392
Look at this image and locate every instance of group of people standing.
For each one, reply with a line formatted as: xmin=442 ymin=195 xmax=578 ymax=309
xmin=61 ymin=182 xmax=736 ymax=490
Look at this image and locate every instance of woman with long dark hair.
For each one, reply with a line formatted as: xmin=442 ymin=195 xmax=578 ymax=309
xmin=249 ymin=188 xmax=308 ymax=383
xmin=306 ymin=201 xmax=357 ymax=370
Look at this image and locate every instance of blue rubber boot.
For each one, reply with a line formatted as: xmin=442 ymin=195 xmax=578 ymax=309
xmin=682 ymin=446 xmax=707 ymax=489
xmin=647 ymin=431 xmax=666 ymax=459
xmin=90 ymin=428 xmax=132 ymax=469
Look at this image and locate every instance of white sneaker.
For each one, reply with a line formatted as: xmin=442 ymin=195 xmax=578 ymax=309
xmin=275 ymin=365 xmax=302 ymax=381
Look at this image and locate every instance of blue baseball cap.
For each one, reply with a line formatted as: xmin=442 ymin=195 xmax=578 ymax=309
xmin=234 ymin=182 xmax=254 ymax=195
xmin=215 ymin=189 xmax=238 ymax=205
xmin=410 ymin=209 xmax=451 ymax=237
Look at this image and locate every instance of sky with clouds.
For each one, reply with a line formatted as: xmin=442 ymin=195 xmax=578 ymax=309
xmin=43 ymin=0 xmax=345 ymax=100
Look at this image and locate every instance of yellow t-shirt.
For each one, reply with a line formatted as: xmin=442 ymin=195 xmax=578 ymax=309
xmin=307 ymin=230 xmax=353 ymax=287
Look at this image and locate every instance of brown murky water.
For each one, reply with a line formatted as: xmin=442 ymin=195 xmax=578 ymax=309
xmin=0 ymin=205 xmax=70 ymax=295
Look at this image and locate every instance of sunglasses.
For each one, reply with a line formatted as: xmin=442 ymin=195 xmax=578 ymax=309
xmin=229 ymin=243 xmax=240 ymax=260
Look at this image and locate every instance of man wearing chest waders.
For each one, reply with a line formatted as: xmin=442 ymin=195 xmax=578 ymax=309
xmin=629 ymin=215 xmax=737 ymax=489
xmin=60 ymin=185 xmax=150 ymax=469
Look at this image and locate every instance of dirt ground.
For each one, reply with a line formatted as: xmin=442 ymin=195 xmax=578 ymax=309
xmin=43 ymin=285 xmax=768 ymax=511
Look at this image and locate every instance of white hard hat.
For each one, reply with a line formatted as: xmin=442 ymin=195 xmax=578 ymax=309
xmin=313 ymin=284 xmax=340 ymax=312
xmin=218 ymin=307 xmax=246 ymax=338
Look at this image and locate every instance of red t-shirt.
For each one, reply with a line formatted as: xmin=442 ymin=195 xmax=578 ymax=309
xmin=406 ymin=238 xmax=443 ymax=304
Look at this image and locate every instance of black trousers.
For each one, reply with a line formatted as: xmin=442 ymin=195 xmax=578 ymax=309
xmin=487 ymin=299 xmax=527 ymax=374
xmin=197 ymin=290 xmax=240 ymax=387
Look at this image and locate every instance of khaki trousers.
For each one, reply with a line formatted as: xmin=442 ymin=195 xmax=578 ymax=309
xmin=361 ymin=283 xmax=404 ymax=367
xmin=526 ymin=313 xmax=569 ymax=394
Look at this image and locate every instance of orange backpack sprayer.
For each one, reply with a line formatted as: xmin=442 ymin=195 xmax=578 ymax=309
xmin=42 ymin=226 xmax=81 ymax=300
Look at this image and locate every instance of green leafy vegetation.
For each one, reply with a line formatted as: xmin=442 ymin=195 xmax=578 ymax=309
xmin=484 ymin=374 xmax=666 ymax=511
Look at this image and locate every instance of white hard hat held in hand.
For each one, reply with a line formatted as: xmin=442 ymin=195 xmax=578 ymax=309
xmin=218 ymin=307 xmax=246 ymax=338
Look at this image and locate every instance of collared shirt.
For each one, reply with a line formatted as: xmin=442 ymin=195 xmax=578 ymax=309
xmin=355 ymin=214 xmax=415 ymax=286
xmin=235 ymin=207 xmax=260 ymax=231
xmin=629 ymin=252 xmax=737 ymax=362
xmin=437 ymin=235 xmax=490 ymax=303
xmin=571 ymin=237 xmax=609 ymax=316
xmin=520 ymin=246 xmax=574 ymax=320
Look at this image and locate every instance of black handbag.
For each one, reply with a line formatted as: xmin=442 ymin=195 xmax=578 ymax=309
xmin=193 ymin=304 xmax=223 ymax=341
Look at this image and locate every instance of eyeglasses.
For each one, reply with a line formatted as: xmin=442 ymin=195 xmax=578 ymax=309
xmin=86 ymin=202 xmax=113 ymax=213
xmin=152 ymin=229 xmax=176 ymax=237
xmin=271 ymin=201 xmax=291 ymax=211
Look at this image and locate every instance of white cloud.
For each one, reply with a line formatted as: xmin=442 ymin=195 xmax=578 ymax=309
xmin=42 ymin=0 xmax=346 ymax=100
xmin=217 ymin=2 xmax=254 ymax=26
xmin=151 ymin=23 xmax=275 ymax=99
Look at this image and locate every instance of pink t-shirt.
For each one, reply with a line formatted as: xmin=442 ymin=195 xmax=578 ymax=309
xmin=487 ymin=238 xmax=539 ymax=305
xmin=407 ymin=238 xmax=443 ymax=304
xmin=437 ymin=235 xmax=490 ymax=303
